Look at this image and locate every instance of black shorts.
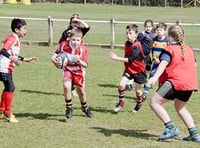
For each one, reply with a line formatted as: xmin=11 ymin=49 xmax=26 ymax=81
xmin=0 ymin=72 xmax=15 ymax=92
xmin=123 ymin=72 xmax=146 ymax=84
xmin=157 ymin=81 xmax=193 ymax=102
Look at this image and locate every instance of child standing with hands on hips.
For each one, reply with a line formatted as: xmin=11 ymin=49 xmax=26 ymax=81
xmin=146 ymin=25 xmax=200 ymax=142
xmin=0 ymin=18 xmax=38 ymax=123
xmin=109 ymin=24 xmax=146 ymax=113
xmin=51 ymin=28 xmax=94 ymax=119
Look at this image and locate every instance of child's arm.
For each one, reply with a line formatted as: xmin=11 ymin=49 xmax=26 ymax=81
xmin=0 ymin=48 xmax=18 ymax=62
xmin=76 ymin=58 xmax=88 ymax=68
xmin=146 ymin=60 xmax=168 ymax=86
xmin=18 ymin=55 xmax=38 ymax=63
xmin=51 ymin=53 xmax=62 ymax=69
xmin=109 ymin=51 xmax=128 ymax=63
xmin=73 ymin=18 xmax=90 ymax=29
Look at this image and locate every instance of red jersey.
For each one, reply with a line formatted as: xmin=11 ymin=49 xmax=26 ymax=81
xmin=56 ymin=40 xmax=88 ymax=87
xmin=0 ymin=33 xmax=20 ymax=73
xmin=162 ymin=44 xmax=198 ymax=91
xmin=124 ymin=41 xmax=145 ymax=74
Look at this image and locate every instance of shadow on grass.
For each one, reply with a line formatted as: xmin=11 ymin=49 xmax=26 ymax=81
xmin=98 ymin=83 xmax=118 ymax=88
xmin=20 ymin=89 xmax=62 ymax=96
xmin=91 ymin=126 xmax=158 ymax=140
xmin=15 ymin=112 xmax=63 ymax=120
xmin=15 ymin=107 xmax=90 ymax=122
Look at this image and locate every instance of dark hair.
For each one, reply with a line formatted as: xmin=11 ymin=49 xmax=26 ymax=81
xmin=11 ymin=18 xmax=27 ymax=33
xmin=156 ymin=22 xmax=167 ymax=31
xmin=144 ymin=19 xmax=154 ymax=27
xmin=69 ymin=14 xmax=80 ymax=24
xmin=126 ymin=24 xmax=138 ymax=33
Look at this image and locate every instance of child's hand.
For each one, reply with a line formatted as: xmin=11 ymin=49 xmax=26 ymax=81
xmin=146 ymin=77 xmax=157 ymax=87
xmin=15 ymin=59 xmax=22 ymax=66
xmin=109 ymin=51 xmax=118 ymax=60
xmin=9 ymin=55 xmax=19 ymax=63
xmin=74 ymin=55 xmax=81 ymax=63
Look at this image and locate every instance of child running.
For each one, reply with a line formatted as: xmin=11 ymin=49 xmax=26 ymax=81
xmin=126 ymin=19 xmax=155 ymax=91
xmin=146 ymin=25 xmax=200 ymax=142
xmin=51 ymin=28 xmax=94 ymax=119
xmin=59 ymin=13 xmax=90 ymax=96
xmin=0 ymin=18 xmax=38 ymax=123
xmin=109 ymin=24 xmax=146 ymax=113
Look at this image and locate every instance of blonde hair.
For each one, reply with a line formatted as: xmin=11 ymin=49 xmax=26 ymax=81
xmin=168 ymin=25 xmax=185 ymax=60
xmin=70 ymin=28 xmax=83 ymax=38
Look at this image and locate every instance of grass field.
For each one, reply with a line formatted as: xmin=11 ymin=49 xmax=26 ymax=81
xmin=0 ymin=3 xmax=200 ymax=148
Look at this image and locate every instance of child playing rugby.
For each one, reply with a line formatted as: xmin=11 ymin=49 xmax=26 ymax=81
xmin=109 ymin=24 xmax=146 ymax=113
xmin=146 ymin=25 xmax=200 ymax=142
xmin=126 ymin=19 xmax=155 ymax=91
xmin=51 ymin=28 xmax=94 ymax=119
xmin=0 ymin=18 xmax=38 ymax=123
xmin=59 ymin=13 xmax=90 ymax=96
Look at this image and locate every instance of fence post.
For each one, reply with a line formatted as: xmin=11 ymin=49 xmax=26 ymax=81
xmin=110 ymin=18 xmax=115 ymax=50
xmin=48 ymin=16 xmax=53 ymax=46
xmin=176 ymin=20 xmax=181 ymax=25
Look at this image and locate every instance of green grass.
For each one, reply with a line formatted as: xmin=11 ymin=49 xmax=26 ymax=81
xmin=0 ymin=45 xmax=199 ymax=148
xmin=0 ymin=3 xmax=200 ymax=148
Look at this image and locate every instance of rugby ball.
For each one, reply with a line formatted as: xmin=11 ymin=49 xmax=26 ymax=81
xmin=56 ymin=53 xmax=68 ymax=69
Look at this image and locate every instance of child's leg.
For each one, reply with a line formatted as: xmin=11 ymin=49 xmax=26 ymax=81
xmin=149 ymin=92 xmax=170 ymax=122
xmin=113 ymin=76 xmax=129 ymax=113
xmin=76 ymin=85 xmax=93 ymax=118
xmin=63 ymin=80 xmax=73 ymax=118
xmin=0 ymin=90 xmax=6 ymax=112
xmin=125 ymin=79 xmax=134 ymax=91
xmin=174 ymin=98 xmax=200 ymax=142
xmin=71 ymin=83 xmax=77 ymax=96
xmin=133 ymin=83 xmax=145 ymax=112
xmin=1 ymin=74 xmax=18 ymax=122
xmin=150 ymin=92 xmax=180 ymax=140
xmin=4 ymin=91 xmax=14 ymax=116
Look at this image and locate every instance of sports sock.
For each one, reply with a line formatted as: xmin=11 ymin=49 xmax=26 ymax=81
xmin=65 ymin=99 xmax=72 ymax=108
xmin=4 ymin=92 xmax=14 ymax=116
xmin=118 ymin=99 xmax=124 ymax=106
xmin=81 ymin=101 xmax=88 ymax=109
xmin=0 ymin=90 xmax=6 ymax=111
xmin=136 ymin=95 xmax=144 ymax=103
xmin=188 ymin=127 xmax=199 ymax=136
xmin=164 ymin=121 xmax=175 ymax=129
xmin=118 ymin=88 xmax=125 ymax=99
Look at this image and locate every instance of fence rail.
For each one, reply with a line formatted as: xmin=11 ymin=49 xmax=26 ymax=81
xmin=0 ymin=16 xmax=200 ymax=50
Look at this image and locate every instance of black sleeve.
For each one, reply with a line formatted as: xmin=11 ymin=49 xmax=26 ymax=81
xmin=0 ymin=48 xmax=10 ymax=58
xmin=58 ymin=28 xmax=71 ymax=43
xmin=81 ymin=27 xmax=90 ymax=37
xmin=128 ymin=46 xmax=143 ymax=63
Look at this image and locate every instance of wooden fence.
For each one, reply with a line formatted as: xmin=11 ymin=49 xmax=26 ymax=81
xmin=0 ymin=16 xmax=200 ymax=50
